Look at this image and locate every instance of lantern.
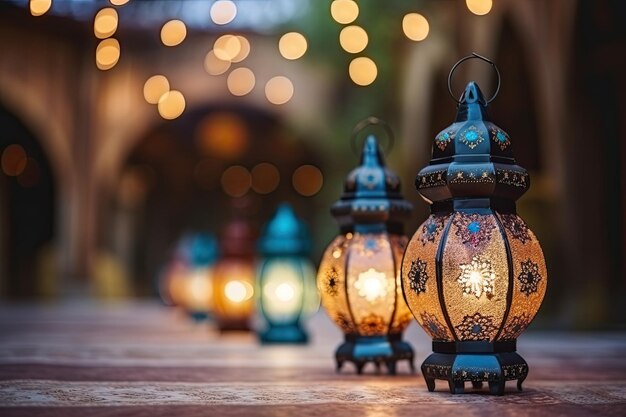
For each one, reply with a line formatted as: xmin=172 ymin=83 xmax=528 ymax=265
xmin=257 ymin=203 xmax=319 ymax=344
xmin=401 ymin=54 xmax=547 ymax=395
xmin=213 ymin=216 xmax=257 ymax=331
xmin=318 ymin=120 xmax=415 ymax=374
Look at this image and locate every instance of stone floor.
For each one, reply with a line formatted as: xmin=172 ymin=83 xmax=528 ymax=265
xmin=0 ymin=302 xmax=625 ymax=416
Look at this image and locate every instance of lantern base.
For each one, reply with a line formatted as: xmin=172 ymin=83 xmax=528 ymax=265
xmin=260 ymin=324 xmax=308 ymax=344
xmin=421 ymin=340 xmax=528 ymax=396
xmin=188 ymin=311 xmax=209 ymax=322
xmin=218 ymin=319 xmax=251 ymax=332
xmin=335 ymin=334 xmax=415 ymax=375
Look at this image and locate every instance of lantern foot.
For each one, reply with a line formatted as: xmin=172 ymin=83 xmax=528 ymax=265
xmin=188 ymin=311 xmax=209 ymax=322
xmin=421 ymin=341 xmax=528 ymax=395
xmin=259 ymin=324 xmax=308 ymax=344
xmin=218 ymin=319 xmax=251 ymax=332
xmin=335 ymin=334 xmax=414 ymax=375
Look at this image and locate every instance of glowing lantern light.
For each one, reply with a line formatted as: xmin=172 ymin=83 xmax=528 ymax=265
xmin=317 ymin=118 xmax=415 ymax=374
xmin=257 ymin=204 xmax=319 ymax=343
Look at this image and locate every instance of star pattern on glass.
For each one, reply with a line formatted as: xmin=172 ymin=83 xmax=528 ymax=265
xmin=518 ymin=259 xmax=542 ymax=295
xmin=359 ymin=313 xmax=386 ymax=336
xmin=453 ymin=213 xmax=495 ymax=247
xmin=325 ymin=267 xmax=340 ymax=296
xmin=408 ymin=259 xmax=428 ymax=294
xmin=500 ymin=214 xmax=531 ymax=244
xmin=435 ymin=130 xmax=454 ymax=151
xmin=457 ymin=256 xmax=496 ymax=299
xmin=420 ymin=215 xmax=446 ymax=245
xmin=490 ymin=127 xmax=511 ymax=151
xmin=455 ymin=312 xmax=497 ymax=341
xmin=500 ymin=313 xmax=531 ymax=340
xmin=458 ymin=125 xmax=485 ymax=149
xmin=420 ymin=312 xmax=449 ymax=340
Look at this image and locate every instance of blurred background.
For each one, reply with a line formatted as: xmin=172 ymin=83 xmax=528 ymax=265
xmin=0 ymin=0 xmax=624 ymax=330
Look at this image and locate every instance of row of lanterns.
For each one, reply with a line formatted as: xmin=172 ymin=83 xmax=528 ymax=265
xmin=162 ymin=56 xmax=547 ymax=396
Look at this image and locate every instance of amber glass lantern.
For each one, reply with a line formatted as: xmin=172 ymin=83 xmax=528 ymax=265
xmin=318 ymin=121 xmax=415 ymax=374
xmin=257 ymin=203 xmax=319 ymax=344
xmin=213 ymin=216 xmax=257 ymax=331
xmin=401 ymin=55 xmax=547 ymax=395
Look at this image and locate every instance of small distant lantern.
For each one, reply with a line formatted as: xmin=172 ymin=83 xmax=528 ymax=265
xmin=159 ymin=233 xmax=218 ymax=321
xmin=257 ymin=203 xmax=319 ymax=344
xmin=401 ymin=54 xmax=547 ymax=395
xmin=213 ymin=216 xmax=257 ymax=331
xmin=317 ymin=118 xmax=415 ymax=374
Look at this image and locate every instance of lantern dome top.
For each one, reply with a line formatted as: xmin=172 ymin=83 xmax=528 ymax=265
xmin=258 ymin=203 xmax=311 ymax=256
xmin=331 ymin=135 xmax=411 ymax=232
xmin=416 ymin=81 xmax=529 ymax=206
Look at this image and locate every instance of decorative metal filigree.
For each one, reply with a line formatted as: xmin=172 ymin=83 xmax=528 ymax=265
xmin=500 ymin=214 xmax=531 ymax=244
xmin=420 ymin=312 xmax=449 ymax=340
xmin=325 ymin=267 xmax=340 ymax=296
xmin=359 ymin=313 xmax=386 ymax=336
xmin=458 ymin=125 xmax=485 ymax=149
xmin=453 ymin=213 xmax=495 ymax=247
xmin=457 ymin=256 xmax=495 ymax=299
xmin=420 ymin=215 xmax=446 ymax=245
xmin=518 ymin=259 xmax=541 ymax=295
xmin=435 ymin=130 xmax=454 ymax=151
xmin=490 ymin=127 xmax=511 ymax=151
xmin=334 ymin=313 xmax=354 ymax=333
xmin=500 ymin=313 xmax=531 ymax=340
xmin=408 ymin=259 xmax=428 ymax=294
xmin=455 ymin=312 xmax=497 ymax=341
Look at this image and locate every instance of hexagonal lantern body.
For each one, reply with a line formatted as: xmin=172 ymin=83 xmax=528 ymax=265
xmin=401 ymin=82 xmax=547 ymax=395
xmin=257 ymin=203 xmax=319 ymax=344
xmin=318 ymin=135 xmax=415 ymax=374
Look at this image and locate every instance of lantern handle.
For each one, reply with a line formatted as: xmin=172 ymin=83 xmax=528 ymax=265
xmin=447 ymin=52 xmax=501 ymax=105
xmin=350 ymin=116 xmax=395 ymax=156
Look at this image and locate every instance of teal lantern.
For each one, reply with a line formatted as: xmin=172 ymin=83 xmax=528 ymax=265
xmin=257 ymin=203 xmax=319 ymax=344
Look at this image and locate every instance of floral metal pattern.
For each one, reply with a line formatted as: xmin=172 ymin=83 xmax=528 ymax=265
xmin=359 ymin=313 xmax=387 ymax=336
xmin=420 ymin=215 xmax=446 ymax=245
xmin=457 ymin=256 xmax=495 ymax=299
xmin=518 ymin=260 xmax=542 ymax=295
xmin=420 ymin=312 xmax=449 ymax=340
xmin=325 ymin=267 xmax=340 ymax=296
xmin=458 ymin=125 xmax=485 ymax=149
xmin=490 ymin=127 xmax=511 ymax=151
xmin=334 ymin=313 xmax=354 ymax=333
xmin=453 ymin=213 xmax=495 ymax=247
xmin=435 ymin=131 xmax=454 ymax=151
xmin=455 ymin=312 xmax=497 ymax=341
xmin=500 ymin=313 xmax=531 ymax=340
xmin=500 ymin=214 xmax=531 ymax=244
xmin=408 ymin=259 xmax=428 ymax=294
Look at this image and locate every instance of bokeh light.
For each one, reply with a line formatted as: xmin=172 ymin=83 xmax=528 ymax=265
xmin=94 ymin=8 xmax=118 ymax=39
xmin=339 ymin=25 xmax=368 ymax=53
xmin=210 ymin=0 xmax=237 ymax=25
xmin=96 ymin=38 xmax=120 ymax=70
xmin=110 ymin=0 xmax=130 ymax=5
xmin=292 ymin=165 xmax=323 ymax=197
xmin=204 ymin=50 xmax=231 ymax=75
xmin=221 ymin=165 xmax=251 ymax=197
xmin=1 ymin=144 xmax=27 ymax=177
xmin=30 ymin=0 xmax=51 ymax=16
xmin=278 ymin=32 xmax=308 ymax=60
xmin=196 ymin=112 xmax=249 ymax=159
xmin=348 ymin=57 xmax=377 ymax=86
xmin=160 ymin=20 xmax=187 ymax=47
xmin=157 ymin=90 xmax=186 ymax=120
xmin=227 ymin=67 xmax=255 ymax=96
xmin=224 ymin=280 xmax=254 ymax=303
xmin=265 ymin=76 xmax=294 ymax=105
xmin=402 ymin=13 xmax=429 ymax=41
xmin=143 ymin=75 xmax=170 ymax=104
xmin=330 ymin=0 xmax=359 ymax=25
xmin=251 ymin=162 xmax=280 ymax=194
xmin=214 ymin=34 xmax=241 ymax=61
xmin=466 ymin=0 xmax=493 ymax=16
xmin=231 ymin=36 xmax=250 ymax=63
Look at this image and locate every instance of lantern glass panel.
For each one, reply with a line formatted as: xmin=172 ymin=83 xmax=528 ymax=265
xmin=213 ymin=259 xmax=255 ymax=324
